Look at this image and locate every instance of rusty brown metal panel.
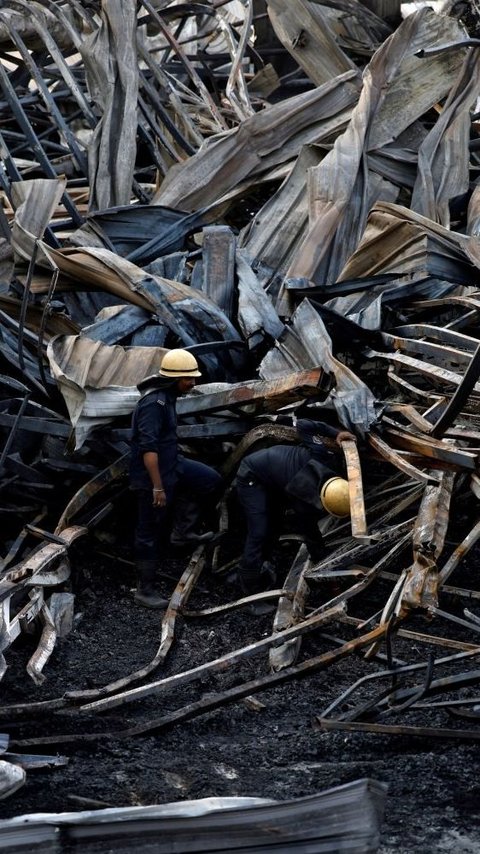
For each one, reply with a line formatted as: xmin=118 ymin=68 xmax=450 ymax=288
xmin=341 ymin=439 xmax=368 ymax=539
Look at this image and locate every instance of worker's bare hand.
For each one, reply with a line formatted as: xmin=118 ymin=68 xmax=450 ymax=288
xmin=152 ymin=489 xmax=167 ymax=508
xmin=336 ymin=431 xmax=357 ymax=446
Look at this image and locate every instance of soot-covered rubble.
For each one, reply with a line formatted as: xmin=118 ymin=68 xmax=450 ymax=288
xmin=2 ymin=1 xmax=480 ymax=846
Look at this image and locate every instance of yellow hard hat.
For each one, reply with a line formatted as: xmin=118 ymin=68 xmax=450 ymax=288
xmin=159 ymin=349 xmax=201 ymax=378
xmin=320 ymin=477 xmax=351 ymax=517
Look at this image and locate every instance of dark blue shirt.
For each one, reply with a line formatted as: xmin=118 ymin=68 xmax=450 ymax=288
xmin=236 ymin=421 xmax=342 ymax=504
xmin=237 ymin=444 xmax=337 ymax=491
xmin=129 ymin=387 xmax=179 ymax=491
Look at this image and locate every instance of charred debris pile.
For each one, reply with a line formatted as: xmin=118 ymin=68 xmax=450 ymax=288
xmin=3 ymin=0 xmax=480 ymax=788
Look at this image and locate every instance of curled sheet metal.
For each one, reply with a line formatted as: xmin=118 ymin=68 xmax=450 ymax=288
xmin=401 ymin=471 xmax=455 ymax=612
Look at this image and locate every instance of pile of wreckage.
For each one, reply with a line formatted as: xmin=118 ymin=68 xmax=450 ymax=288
xmin=3 ymin=0 xmax=480 ymax=802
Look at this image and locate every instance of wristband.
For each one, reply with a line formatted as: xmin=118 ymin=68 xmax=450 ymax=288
xmin=153 ymin=488 xmax=165 ymax=493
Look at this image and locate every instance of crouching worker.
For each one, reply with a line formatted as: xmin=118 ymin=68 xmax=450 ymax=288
xmin=235 ymin=418 xmax=355 ymax=602
xmin=129 ymin=349 xmax=222 ymax=609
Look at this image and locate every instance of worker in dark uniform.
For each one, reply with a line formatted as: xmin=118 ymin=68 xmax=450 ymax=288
xmin=235 ymin=418 xmax=355 ymax=599
xmin=129 ymin=348 xmax=222 ymax=609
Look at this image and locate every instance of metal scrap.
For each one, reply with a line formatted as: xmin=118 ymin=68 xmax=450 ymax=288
xmin=2 ymin=0 xmax=480 ymax=780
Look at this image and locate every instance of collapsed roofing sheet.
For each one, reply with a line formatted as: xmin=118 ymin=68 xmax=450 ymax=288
xmin=3 ymin=0 xmax=480 ymax=772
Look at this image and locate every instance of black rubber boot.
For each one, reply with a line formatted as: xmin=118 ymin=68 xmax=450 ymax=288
xmin=238 ymin=562 xmax=277 ymax=615
xmin=170 ymin=496 xmax=215 ymax=545
xmin=134 ymin=560 xmax=169 ymax=609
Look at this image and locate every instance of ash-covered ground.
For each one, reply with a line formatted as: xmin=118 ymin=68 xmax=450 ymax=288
xmin=1 ymin=525 xmax=480 ymax=854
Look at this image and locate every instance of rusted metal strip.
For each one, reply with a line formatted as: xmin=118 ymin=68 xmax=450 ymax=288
xmin=383 ymin=428 xmax=477 ymax=470
xmin=381 ymin=332 xmax=474 ymax=369
xmin=373 ymin=348 xmax=480 ymax=399
xmin=26 ymin=601 xmax=56 ymax=685
xmin=65 ymin=546 xmax=207 ymax=704
xmin=393 ymin=323 xmax=480 ymax=353
xmin=430 ymin=343 xmax=480 ymax=437
xmin=177 ymin=369 xmax=329 ymax=418
xmin=317 ymin=719 xmax=480 ymax=740
xmin=384 ymin=403 xmax=434 ymax=433
xmin=269 ymin=545 xmax=310 ymax=673
xmin=340 ymin=614 xmax=480 ymax=652
xmin=220 ymin=424 xmax=299 ymax=477
xmin=387 ymin=368 xmax=443 ymax=404
xmin=439 ymin=519 xmax=480 ymax=583
xmin=2 ymin=526 xmax=86 ymax=589
xmin=0 ymin=525 xmax=86 ymax=682
xmin=79 ymin=604 xmax=346 ymax=714
xmin=368 ymin=432 xmax=438 ymax=484
xmin=341 ymin=439 xmax=367 ymax=539
xmin=54 ymin=453 xmax=129 ymax=534
xmin=413 ymin=471 xmax=455 ymax=561
xmin=11 ymin=625 xmax=387 ymax=749
xmin=182 ymin=589 xmax=285 ymax=617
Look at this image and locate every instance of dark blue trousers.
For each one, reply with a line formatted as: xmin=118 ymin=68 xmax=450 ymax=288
xmin=236 ymin=474 xmax=325 ymax=572
xmin=134 ymin=459 xmax=221 ymax=562
xmin=236 ymin=475 xmax=283 ymax=572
